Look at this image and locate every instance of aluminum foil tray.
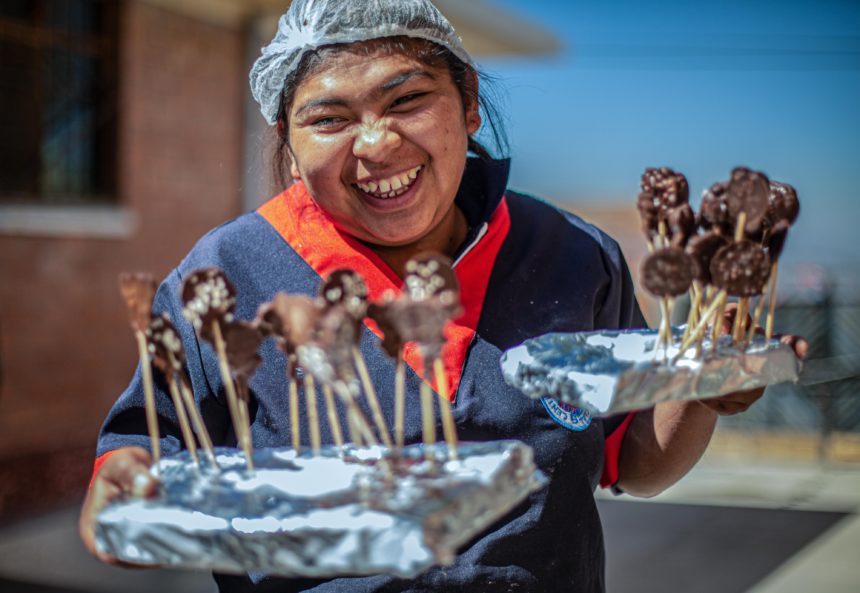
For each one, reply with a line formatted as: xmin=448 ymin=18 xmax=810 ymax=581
xmin=96 ymin=441 xmax=546 ymax=577
xmin=500 ymin=328 xmax=801 ymax=416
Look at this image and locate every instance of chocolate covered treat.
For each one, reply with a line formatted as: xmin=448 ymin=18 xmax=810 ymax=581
xmin=698 ymin=181 xmax=732 ymax=234
xmin=640 ymin=248 xmax=695 ymax=298
xmin=321 ymin=270 xmax=392 ymax=447
xmin=768 ymin=181 xmax=800 ymax=227
xmin=641 ymin=248 xmax=695 ymax=356
xmin=710 ymin=241 xmax=771 ymax=298
xmin=403 ymin=254 xmax=461 ymax=460
xmin=147 ymin=313 xmax=218 ymax=468
xmin=181 ymin=268 xmax=237 ymax=342
xmin=257 ymin=293 xmax=321 ymax=451
xmin=665 ymin=203 xmax=697 ymax=248
xmin=119 ymin=273 xmax=158 ymax=333
xmin=118 ymin=273 xmax=161 ymax=466
xmin=182 ymin=268 xmax=254 ymax=469
xmin=641 ymin=167 xmax=689 ymax=208
xmin=727 ymin=167 xmax=770 ymax=234
xmin=686 ymin=232 xmax=729 ymax=286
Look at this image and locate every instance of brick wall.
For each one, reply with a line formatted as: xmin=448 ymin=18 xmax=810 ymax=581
xmin=0 ymin=1 xmax=244 ymax=518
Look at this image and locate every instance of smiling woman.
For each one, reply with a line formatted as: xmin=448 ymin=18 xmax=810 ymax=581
xmin=79 ymin=0 xmax=801 ymax=592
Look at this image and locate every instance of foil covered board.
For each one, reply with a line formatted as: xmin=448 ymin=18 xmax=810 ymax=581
xmin=500 ymin=328 xmax=801 ymax=416
xmin=96 ymin=441 xmax=546 ymax=578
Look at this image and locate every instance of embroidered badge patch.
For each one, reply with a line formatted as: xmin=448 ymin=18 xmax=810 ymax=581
xmin=541 ymin=397 xmax=592 ymax=432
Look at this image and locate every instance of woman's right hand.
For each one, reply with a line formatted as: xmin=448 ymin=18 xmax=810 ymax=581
xmin=79 ymin=446 xmax=160 ymax=565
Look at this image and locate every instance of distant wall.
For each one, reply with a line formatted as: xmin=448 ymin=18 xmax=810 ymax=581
xmin=0 ymin=1 xmax=244 ymax=518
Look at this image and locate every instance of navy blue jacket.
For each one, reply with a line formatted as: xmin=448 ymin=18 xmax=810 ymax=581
xmin=97 ymin=158 xmax=646 ymax=592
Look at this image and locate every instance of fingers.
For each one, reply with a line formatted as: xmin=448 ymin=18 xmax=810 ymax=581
xmin=779 ymin=334 xmax=809 ymax=360
xmin=79 ymin=447 xmax=158 ymax=566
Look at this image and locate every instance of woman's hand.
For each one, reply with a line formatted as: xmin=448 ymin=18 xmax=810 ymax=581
xmin=699 ymin=305 xmax=809 ymax=416
xmin=79 ymin=446 xmax=160 ymax=566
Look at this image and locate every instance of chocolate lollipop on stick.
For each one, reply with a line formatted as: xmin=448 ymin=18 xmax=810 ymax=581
xmin=147 ymin=314 xmax=199 ymax=466
xmin=222 ymin=320 xmax=263 ymax=467
xmin=403 ymin=254 xmax=461 ymax=461
xmin=303 ymin=304 xmax=379 ymax=449
xmin=367 ymin=295 xmax=407 ymax=449
xmin=181 ymin=269 xmax=254 ymax=470
xmin=640 ymin=247 xmax=695 ymax=356
xmin=320 ymin=270 xmax=392 ymax=448
xmin=764 ymin=182 xmax=799 ymax=340
xmin=257 ymin=293 xmax=319 ymax=452
xmin=118 ymin=273 xmax=161 ymax=467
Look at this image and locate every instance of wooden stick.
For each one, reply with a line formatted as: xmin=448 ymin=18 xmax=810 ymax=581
xmin=211 ymin=321 xmax=253 ymax=470
xmin=394 ymin=354 xmax=406 ymax=450
xmin=134 ymin=331 xmax=161 ymax=467
xmin=419 ymin=381 xmax=436 ymax=461
xmin=332 ymin=382 xmax=378 ymax=448
xmin=746 ymin=293 xmax=768 ymax=347
xmin=681 ymin=283 xmax=699 ymax=345
xmin=304 ymin=373 xmax=321 ymax=454
xmin=177 ymin=374 xmax=218 ymax=468
xmin=734 ymin=212 xmax=747 ymax=243
xmin=765 ymin=262 xmax=779 ymax=342
xmin=673 ymin=290 xmax=727 ymax=361
xmin=352 ymin=347 xmax=392 ymax=447
xmin=711 ymin=296 xmax=728 ymax=353
xmin=322 ymin=383 xmax=344 ymax=448
xmin=165 ymin=373 xmax=199 ymax=465
xmin=663 ymin=298 xmax=674 ymax=357
xmin=288 ymin=372 xmax=301 ymax=452
xmin=433 ymin=358 xmax=459 ymax=461
xmin=732 ymin=297 xmax=748 ymax=344
xmin=234 ymin=377 xmax=256 ymax=472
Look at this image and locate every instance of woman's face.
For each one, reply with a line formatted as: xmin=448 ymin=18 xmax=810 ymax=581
xmin=287 ymin=49 xmax=480 ymax=249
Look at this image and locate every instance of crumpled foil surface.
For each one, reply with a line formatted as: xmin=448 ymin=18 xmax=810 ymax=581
xmin=500 ymin=328 xmax=801 ymax=416
xmin=96 ymin=441 xmax=546 ymax=577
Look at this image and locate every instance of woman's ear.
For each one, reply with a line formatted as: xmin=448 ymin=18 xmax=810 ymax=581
xmin=288 ymin=148 xmax=301 ymax=180
xmin=463 ymin=70 xmax=481 ymax=135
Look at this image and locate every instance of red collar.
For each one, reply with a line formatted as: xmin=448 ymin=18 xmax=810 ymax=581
xmin=258 ymin=181 xmax=510 ymax=400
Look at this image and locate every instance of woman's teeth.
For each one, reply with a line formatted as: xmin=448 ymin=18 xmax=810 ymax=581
xmin=356 ymin=166 xmax=422 ymax=199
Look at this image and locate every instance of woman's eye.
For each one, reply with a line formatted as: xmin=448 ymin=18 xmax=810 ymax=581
xmin=391 ymin=93 xmax=425 ymax=108
xmin=313 ymin=116 xmax=345 ymax=128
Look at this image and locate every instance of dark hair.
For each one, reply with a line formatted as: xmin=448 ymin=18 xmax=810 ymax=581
xmin=272 ymin=36 xmax=508 ymax=190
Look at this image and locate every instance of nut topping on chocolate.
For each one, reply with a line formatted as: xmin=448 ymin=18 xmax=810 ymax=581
xmin=181 ymin=268 xmax=237 ymax=340
xmin=710 ymin=241 xmax=771 ymax=297
xmin=119 ymin=273 xmax=158 ymax=333
xmin=147 ymin=313 xmax=185 ymax=373
xmin=641 ymin=167 xmax=689 ymax=208
xmin=640 ymin=248 xmax=695 ymax=297
xmin=321 ymin=270 xmax=369 ymax=321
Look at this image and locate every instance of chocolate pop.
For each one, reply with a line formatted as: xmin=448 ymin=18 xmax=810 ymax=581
xmin=321 ymin=270 xmax=392 ymax=448
xmin=118 ymin=273 xmax=161 ymax=467
xmin=182 ymin=268 xmax=254 ymax=470
xmin=147 ymin=313 xmax=218 ymax=468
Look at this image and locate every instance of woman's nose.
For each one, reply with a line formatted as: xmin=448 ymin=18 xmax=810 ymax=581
xmin=352 ymin=121 xmax=401 ymax=162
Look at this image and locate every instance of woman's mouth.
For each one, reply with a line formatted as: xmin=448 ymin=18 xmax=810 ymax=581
xmin=353 ymin=165 xmax=423 ymax=200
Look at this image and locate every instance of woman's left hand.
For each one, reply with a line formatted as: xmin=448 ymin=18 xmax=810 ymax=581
xmin=698 ymin=305 xmax=809 ymax=416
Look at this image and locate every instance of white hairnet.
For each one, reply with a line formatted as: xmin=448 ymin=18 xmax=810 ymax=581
xmin=249 ymin=0 xmax=474 ymax=126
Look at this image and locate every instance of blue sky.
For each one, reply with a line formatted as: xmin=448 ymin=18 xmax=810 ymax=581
xmin=478 ymin=0 xmax=860 ymax=266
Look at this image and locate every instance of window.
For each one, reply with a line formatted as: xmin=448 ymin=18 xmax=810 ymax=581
xmin=0 ymin=0 xmax=118 ymax=205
